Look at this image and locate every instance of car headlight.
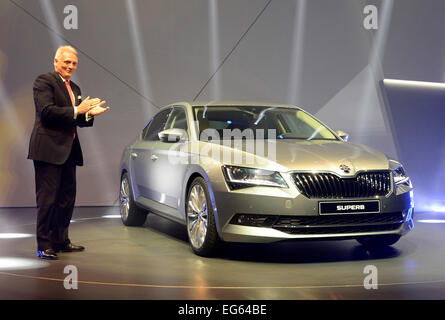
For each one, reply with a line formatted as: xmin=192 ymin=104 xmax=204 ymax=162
xmin=389 ymin=159 xmax=412 ymax=194
xmin=223 ymin=166 xmax=288 ymax=189
xmin=393 ymin=165 xmax=409 ymax=185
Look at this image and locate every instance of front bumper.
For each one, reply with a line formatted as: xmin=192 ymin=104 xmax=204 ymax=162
xmin=213 ymin=186 xmax=414 ymax=243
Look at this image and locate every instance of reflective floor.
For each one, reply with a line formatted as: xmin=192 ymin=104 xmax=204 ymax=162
xmin=0 ymin=207 xmax=444 ymax=299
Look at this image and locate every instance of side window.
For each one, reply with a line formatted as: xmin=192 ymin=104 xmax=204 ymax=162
xmin=142 ymin=108 xmax=172 ymax=141
xmin=165 ymin=107 xmax=188 ymax=131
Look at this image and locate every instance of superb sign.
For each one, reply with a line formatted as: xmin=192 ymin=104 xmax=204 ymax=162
xmin=337 ymin=204 xmax=366 ymax=211
xmin=320 ymin=201 xmax=380 ymax=214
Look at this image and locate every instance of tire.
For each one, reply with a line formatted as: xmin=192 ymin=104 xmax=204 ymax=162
xmin=120 ymin=172 xmax=147 ymax=226
xmin=356 ymin=234 xmax=401 ymax=247
xmin=186 ymin=177 xmax=221 ymax=256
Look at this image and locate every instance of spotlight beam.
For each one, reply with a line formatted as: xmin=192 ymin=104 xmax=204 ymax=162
xmin=358 ymin=0 xmax=394 ymax=138
xmin=125 ymin=0 xmax=157 ymax=116
xmin=288 ymin=0 xmax=307 ymax=106
xmin=209 ymin=0 xmax=221 ymax=100
xmin=40 ymin=0 xmax=64 ymax=49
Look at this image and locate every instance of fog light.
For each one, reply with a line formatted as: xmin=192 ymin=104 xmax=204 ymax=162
xmin=231 ymin=214 xmax=277 ymax=227
xmin=236 ymin=215 xmax=250 ymax=225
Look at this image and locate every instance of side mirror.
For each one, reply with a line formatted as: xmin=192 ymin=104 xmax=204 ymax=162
xmin=336 ymin=130 xmax=349 ymax=142
xmin=158 ymin=128 xmax=188 ymax=143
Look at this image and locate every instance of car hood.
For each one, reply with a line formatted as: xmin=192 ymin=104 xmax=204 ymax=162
xmin=201 ymin=139 xmax=389 ymax=175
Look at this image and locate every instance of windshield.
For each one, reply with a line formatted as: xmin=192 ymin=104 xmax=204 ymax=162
xmin=193 ymin=106 xmax=338 ymax=141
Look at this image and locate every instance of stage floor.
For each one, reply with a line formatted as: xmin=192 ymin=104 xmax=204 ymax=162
xmin=0 ymin=207 xmax=444 ymax=299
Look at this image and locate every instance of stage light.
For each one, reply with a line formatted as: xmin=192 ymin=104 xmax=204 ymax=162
xmin=209 ymin=0 xmax=221 ymax=100
xmin=0 ymin=257 xmax=49 ymax=270
xmin=357 ymin=0 xmax=394 ymax=138
xmin=431 ymin=205 xmax=445 ymax=213
xmin=0 ymin=233 xmax=33 ymax=239
xmin=125 ymin=0 xmax=155 ymax=118
xmin=288 ymin=0 xmax=307 ymax=105
xmin=39 ymin=0 xmax=64 ymax=48
xmin=102 ymin=215 xmax=121 ymax=219
xmin=417 ymin=219 xmax=445 ymax=224
xmin=383 ymin=79 xmax=445 ymax=89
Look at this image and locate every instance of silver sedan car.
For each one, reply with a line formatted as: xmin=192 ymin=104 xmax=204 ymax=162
xmin=120 ymin=102 xmax=414 ymax=256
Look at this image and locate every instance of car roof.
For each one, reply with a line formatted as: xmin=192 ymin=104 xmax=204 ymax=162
xmin=167 ymin=101 xmax=302 ymax=110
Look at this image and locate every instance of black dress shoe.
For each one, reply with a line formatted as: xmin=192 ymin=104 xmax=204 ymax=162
xmin=37 ymin=249 xmax=58 ymax=260
xmin=57 ymin=243 xmax=85 ymax=252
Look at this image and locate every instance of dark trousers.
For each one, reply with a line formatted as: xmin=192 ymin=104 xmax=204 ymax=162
xmin=33 ymin=151 xmax=76 ymax=251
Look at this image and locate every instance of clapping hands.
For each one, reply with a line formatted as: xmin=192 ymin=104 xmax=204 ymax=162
xmin=78 ymin=96 xmax=110 ymax=117
xmin=88 ymin=103 xmax=110 ymax=116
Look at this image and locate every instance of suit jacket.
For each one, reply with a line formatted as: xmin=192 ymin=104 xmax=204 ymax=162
xmin=28 ymin=72 xmax=94 ymax=166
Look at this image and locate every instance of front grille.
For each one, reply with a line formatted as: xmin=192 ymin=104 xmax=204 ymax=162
xmin=292 ymin=171 xmax=392 ymax=199
xmin=230 ymin=212 xmax=404 ymax=235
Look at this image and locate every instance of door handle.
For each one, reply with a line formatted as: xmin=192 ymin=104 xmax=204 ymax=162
xmin=151 ymin=154 xmax=159 ymax=161
xmin=130 ymin=152 xmax=138 ymax=158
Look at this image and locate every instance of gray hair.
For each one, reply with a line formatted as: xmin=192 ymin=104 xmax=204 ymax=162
xmin=54 ymin=45 xmax=77 ymax=60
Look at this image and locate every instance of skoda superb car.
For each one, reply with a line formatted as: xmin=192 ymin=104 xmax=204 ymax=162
xmin=120 ymin=102 xmax=414 ymax=256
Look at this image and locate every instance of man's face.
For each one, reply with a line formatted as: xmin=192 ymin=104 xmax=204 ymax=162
xmin=54 ymin=51 xmax=78 ymax=80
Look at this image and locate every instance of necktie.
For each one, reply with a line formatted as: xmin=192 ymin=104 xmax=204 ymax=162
xmin=64 ymin=80 xmax=76 ymax=139
xmin=64 ymin=80 xmax=75 ymax=106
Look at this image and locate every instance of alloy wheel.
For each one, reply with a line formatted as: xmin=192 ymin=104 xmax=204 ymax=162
xmin=120 ymin=176 xmax=130 ymax=221
xmin=187 ymin=184 xmax=208 ymax=249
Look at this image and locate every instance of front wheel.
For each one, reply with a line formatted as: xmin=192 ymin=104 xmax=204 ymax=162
xmin=356 ymin=234 xmax=401 ymax=247
xmin=120 ymin=172 xmax=147 ymax=226
xmin=186 ymin=177 xmax=221 ymax=256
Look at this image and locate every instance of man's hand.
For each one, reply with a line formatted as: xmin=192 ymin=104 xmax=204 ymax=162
xmin=77 ymin=96 xmax=102 ymax=114
xmin=88 ymin=102 xmax=110 ymax=117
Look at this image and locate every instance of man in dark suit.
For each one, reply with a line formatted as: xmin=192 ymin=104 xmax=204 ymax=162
xmin=28 ymin=45 xmax=109 ymax=260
